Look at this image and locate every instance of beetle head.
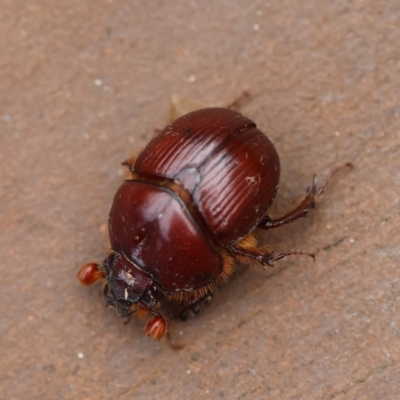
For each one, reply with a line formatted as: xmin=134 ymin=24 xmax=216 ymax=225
xmin=102 ymin=252 xmax=155 ymax=317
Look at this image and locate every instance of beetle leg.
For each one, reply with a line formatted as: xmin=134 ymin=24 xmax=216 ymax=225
xmin=103 ymin=283 xmax=117 ymax=308
xmin=226 ymin=91 xmax=251 ymax=110
xmin=258 ymin=163 xmax=353 ymax=230
xmin=179 ymin=294 xmax=213 ymax=321
xmin=121 ymin=156 xmax=136 ymax=172
xmin=230 ymin=247 xmax=315 ymax=267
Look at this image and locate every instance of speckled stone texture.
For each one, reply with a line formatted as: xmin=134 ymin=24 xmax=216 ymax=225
xmin=1 ymin=1 xmax=399 ymax=399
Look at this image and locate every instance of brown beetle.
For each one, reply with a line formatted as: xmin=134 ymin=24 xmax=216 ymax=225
xmin=78 ymin=108 xmax=350 ymax=341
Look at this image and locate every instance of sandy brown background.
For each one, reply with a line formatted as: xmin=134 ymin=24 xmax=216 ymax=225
xmin=1 ymin=1 xmax=400 ymax=399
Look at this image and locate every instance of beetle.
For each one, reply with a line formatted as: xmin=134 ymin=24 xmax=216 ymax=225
xmin=78 ymin=107 xmax=350 ymax=341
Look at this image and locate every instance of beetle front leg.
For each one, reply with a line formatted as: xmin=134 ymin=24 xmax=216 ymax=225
xmin=258 ymin=163 xmax=353 ymax=230
xmin=179 ymin=294 xmax=213 ymax=321
xmin=230 ymin=246 xmax=315 ymax=267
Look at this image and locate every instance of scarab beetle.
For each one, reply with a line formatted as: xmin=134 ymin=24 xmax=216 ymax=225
xmin=78 ymin=107 xmax=350 ymax=341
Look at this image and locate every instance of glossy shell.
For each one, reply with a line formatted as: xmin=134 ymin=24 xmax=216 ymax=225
xmin=109 ymin=180 xmax=221 ymax=293
xmin=134 ymin=108 xmax=281 ymax=245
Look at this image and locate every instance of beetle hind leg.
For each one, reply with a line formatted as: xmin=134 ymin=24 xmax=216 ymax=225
xmin=230 ymin=246 xmax=315 ymax=267
xmin=258 ymin=163 xmax=353 ymax=230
